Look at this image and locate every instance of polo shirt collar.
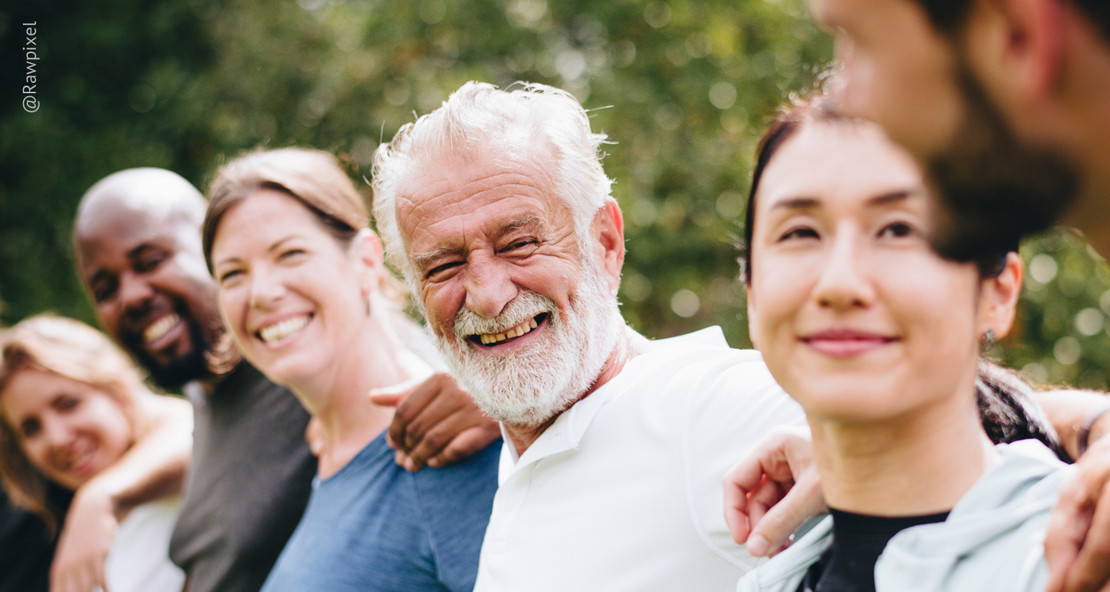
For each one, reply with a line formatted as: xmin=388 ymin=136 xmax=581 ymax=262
xmin=498 ymin=326 xmax=729 ymax=478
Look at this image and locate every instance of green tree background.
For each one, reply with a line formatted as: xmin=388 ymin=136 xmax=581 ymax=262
xmin=2 ymin=0 xmax=1108 ymax=389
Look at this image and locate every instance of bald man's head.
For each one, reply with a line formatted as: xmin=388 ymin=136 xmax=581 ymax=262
xmin=74 ymin=168 xmax=230 ymax=389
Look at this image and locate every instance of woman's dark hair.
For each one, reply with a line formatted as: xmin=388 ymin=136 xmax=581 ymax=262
xmin=976 ymin=360 xmax=1069 ymax=462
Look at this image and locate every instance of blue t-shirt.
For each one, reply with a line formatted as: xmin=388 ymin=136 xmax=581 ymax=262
xmin=260 ymin=433 xmax=501 ymax=592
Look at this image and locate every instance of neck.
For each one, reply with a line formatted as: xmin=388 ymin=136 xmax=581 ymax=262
xmin=810 ymin=390 xmax=998 ymax=516
xmin=502 ymin=326 xmax=647 ymax=456
xmin=293 ymin=312 xmax=428 ymax=478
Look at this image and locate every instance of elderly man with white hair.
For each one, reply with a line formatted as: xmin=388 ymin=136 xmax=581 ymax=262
xmin=371 ymin=81 xmax=805 ymax=591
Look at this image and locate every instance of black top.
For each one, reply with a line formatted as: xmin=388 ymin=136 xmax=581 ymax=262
xmin=169 ymin=363 xmax=316 ymax=592
xmin=798 ymin=508 xmax=949 ymax=592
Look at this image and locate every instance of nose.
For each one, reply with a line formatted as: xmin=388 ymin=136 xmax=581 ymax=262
xmin=118 ymin=271 xmax=155 ymax=312
xmin=41 ymin=416 xmax=75 ymax=453
xmin=462 ymin=254 xmax=518 ymax=319
xmin=248 ymin=266 xmax=286 ymax=310
xmin=814 ymin=229 xmax=874 ymax=310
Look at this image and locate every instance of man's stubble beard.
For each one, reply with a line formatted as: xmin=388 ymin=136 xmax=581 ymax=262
xmin=926 ymin=60 xmax=1078 ymax=262
xmin=124 ymin=299 xmax=238 ymax=391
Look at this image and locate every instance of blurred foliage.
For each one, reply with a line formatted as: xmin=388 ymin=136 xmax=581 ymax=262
xmin=1 ymin=0 xmax=1108 ymax=389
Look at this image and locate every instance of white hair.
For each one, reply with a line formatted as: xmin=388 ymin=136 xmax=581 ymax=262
xmin=371 ymin=81 xmax=614 ymax=283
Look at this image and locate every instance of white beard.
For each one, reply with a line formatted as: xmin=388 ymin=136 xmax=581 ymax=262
xmin=434 ymin=257 xmax=624 ymax=427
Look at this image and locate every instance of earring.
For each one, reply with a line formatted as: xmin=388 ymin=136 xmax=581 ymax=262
xmin=980 ymin=329 xmax=996 ymax=348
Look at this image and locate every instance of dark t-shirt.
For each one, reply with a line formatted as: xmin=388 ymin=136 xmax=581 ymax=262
xmin=799 ymin=508 xmax=949 ymax=592
xmin=0 ymin=487 xmax=60 ymax=592
xmin=169 ymin=363 xmax=316 ymax=592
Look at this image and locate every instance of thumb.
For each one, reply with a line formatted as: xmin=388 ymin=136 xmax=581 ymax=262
xmin=368 ymin=376 xmax=424 ymax=406
xmin=751 ymin=473 xmax=825 ymax=556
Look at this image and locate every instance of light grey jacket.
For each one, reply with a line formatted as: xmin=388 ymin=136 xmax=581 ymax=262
xmin=737 ymin=440 xmax=1072 ymax=591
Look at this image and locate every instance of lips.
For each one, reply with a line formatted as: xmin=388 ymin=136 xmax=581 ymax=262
xmin=257 ymin=314 xmax=311 ymax=345
xmin=802 ymin=328 xmax=895 ymax=357
xmin=53 ymin=444 xmax=97 ymax=480
xmin=472 ymin=314 xmax=542 ymax=346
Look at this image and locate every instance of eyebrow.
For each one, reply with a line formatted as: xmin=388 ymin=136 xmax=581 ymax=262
xmin=410 ymin=214 xmax=545 ymax=271
xmin=499 ymin=214 xmax=543 ymax=235
xmin=213 ymin=235 xmax=303 ymax=268
xmin=126 ymin=242 xmax=165 ymax=262
xmin=866 ymin=189 xmax=919 ymax=207
xmin=768 ymin=189 xmax=920 ymax=213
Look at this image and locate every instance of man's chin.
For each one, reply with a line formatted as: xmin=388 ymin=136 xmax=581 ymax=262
xmin=127 ymin=336 xmax=210 ymax=390
xmin=146 ymin=353 xmax=210 ymax=390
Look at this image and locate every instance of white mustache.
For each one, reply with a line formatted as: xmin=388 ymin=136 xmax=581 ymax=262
xmin=453 ymin=290 xmax=556 ymax=339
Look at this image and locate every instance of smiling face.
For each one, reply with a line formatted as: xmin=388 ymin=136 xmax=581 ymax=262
xmin=1 ymin=369 xmax=133 ymax=491
xmin=75 ymin=177 xmax=223 ymax=389
xmin=394 ymin=146 xmax=623 ymax=427
xmin=746 ymin=121 xmax=1002 ymax=422
xmin=209 ymin=188 xmax=375 ymax=388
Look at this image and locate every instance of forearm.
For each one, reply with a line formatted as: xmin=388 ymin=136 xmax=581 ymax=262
xmin=1037 ymin=389 xmax=1110 ymax=461
xmin=84 ymin=395 xmax=192 ymax=516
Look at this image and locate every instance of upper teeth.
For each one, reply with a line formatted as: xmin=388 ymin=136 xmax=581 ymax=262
xmin=259 ymin=316 xmax=309 ymax=344
xmin=144 ymin=314 xmax=180 ymax=344
xmin=478 ymin=317 xmax=538 ymax=345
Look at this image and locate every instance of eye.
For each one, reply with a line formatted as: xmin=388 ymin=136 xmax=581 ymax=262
xmin=425 ymin=260 xmax=462 ymax=282
xmin=134 ymin=251 xmax=168 ymax=274
xmin=19 ymin=418 xmax=41 ymax=439
xmin=878 ymin=221 xmax=914 ymax=239
xmin=91 ymin=279 xmax=118 ymax=303
xmin=502 ymin=238 xmax=537 ymax=253
xmin=778 ymin=227 xmax=819 ymax=242
xmin=279 ymin=248 xmax=307 ymax=262
xmin=217 ymin=268 xmax=244 ymax=285
xmin=52 ymin=394 xmax=80 ymax=413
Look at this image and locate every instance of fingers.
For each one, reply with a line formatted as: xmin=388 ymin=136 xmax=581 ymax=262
xmin=426 ymin=423 xmax=502 ymax=468
xmin=368 ymin=376 xmax=423 ymax=407
xmin=1045 ymin=474 xmax=1089 ymax=592
xmin=723 ymin=468 xmax=756 ymax=544
xmin=723 ymin=431 xmax=799 ymax=546
xmin=1046 ymin=436 xmax=1110 ymax=592
xmin=394 ymin=375 xmax=466 ymax=456
xmin=369 ymin=376 xmax=430 ymax=452
xmin=750 ymin=467 xmax=824 ymax=556
xmin=386 ymin=373 xmax=498 ymax=471
xmin=1064 ymin=481 xmax=1110 ymax=591
xmin=722 ymin=425 xmax=818 ymax=554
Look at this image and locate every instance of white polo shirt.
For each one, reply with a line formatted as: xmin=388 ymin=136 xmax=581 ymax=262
xmin=474 ymin=327 xmax=805 ymax=592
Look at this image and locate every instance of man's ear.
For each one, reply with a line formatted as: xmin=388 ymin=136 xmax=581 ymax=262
xmin=591 ymin=199 xmax=626 ymax=293
xmin=965 ymin=0 xmax=1065 ymax=101
xmin=979 ymin=252 xmax=1023 ymax=341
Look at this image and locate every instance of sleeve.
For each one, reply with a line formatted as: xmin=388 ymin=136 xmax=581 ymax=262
xmin=680 ymin=352 xmax=806 ymax=570
xmin=414 ymin=440 xmax=501 ymax=592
